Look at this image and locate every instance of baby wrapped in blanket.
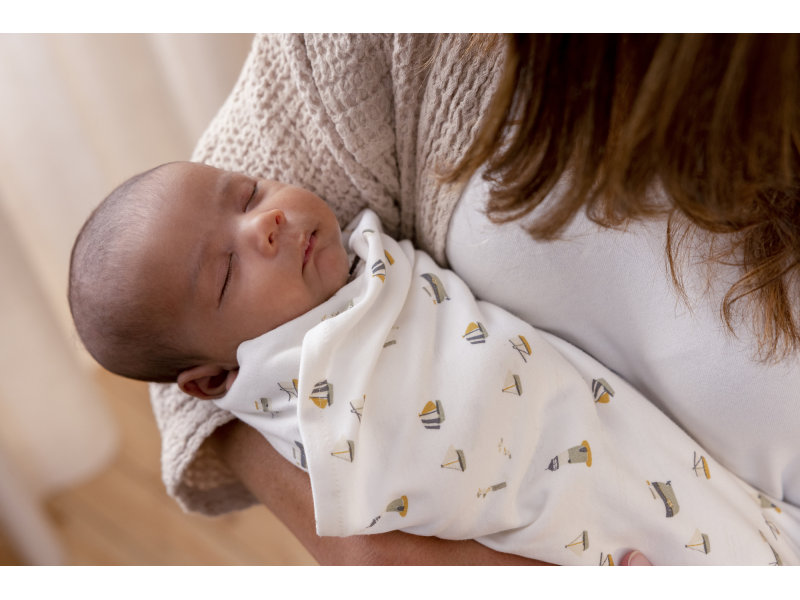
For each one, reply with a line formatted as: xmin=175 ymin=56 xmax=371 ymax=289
xmin=70 ymin=162 xmax=800 ymax=566
xmin=217 ymin=208 xmax=799 ymax=566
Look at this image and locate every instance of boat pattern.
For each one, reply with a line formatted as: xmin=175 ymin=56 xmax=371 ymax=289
xmin=421 ymin=273 xmax=450 ymax=305
xmin=647 ymin=480 xmax=680 ymax=517
xmin=419 ymin=400 xmax=445 ymax=429
xmin=463 ymin=322 xmax=488 ymax=344
xmin=565 ymin=531 xmax=589 ymax=557
xmin=591 ymin=378 xmax=614 ymax=404
xmin=309 ymin=380 xmax=333 ymax=409
xmin=547 ymin=441 xmax=592 ymax=471
xmin=441 ymin=445 xmax=466 ymax=471
xmin=366 ymin=495 xmax=409 ymax=529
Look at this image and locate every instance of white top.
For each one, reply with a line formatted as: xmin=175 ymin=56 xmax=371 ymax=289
xmin=213 ymin=210 xmax=799 ymax=565
xmin=446 ymin=172 xmax=800 ymax=507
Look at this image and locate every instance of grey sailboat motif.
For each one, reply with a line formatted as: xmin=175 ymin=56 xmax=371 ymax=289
xmin=278 ymin=379 xmax=299 ymax=401
xmin=309 ymin=380 xmax=333 ymax=409
xmin=757 ymin=493 xmax=782 ymax=513
xmin=420 ymin=273 xmax=450 ymax=304
xmin=366 ymin=495 xmax=409 ymax=528
xmin=764 ymin=515 xmax=780 ymax=540
xmin=502 ymin=370 xmax=522 ymax=395
xmin=331 ymin=435 xmax=354 ymax=462
xmin=647 ymin=480 xmax=680 ymax=518
xmin=509 ymin=335 xmax=532 ymax=362
xmin=693 ymin=451 xmax=711 ymax=479
xmin=350 ymin=395 xmax=365 ymax=422
xmin=477 ymin=482 xmax=506 ymax=498
xmin=441 ymin=445 xmax=466 ymax=471
xmin=256 ymin=397 xmax=275 ymax=418
xmin=599 ymin=552 xmax=614 ymax=566
xmin=372 ymin=259 xmax=386 ymax=282
xmin=591 ymin=378 xmax=614 ymax=404
xmin=759 ymin=530 xmax=783 ymax=566
xmin=547 ymin=441 xmax=592 ymax=471
xmin=565 ymin=531 xmax=589 ymax=557
xmin=685 ymin=529 xmax=711 ymax=554
xmin=419 ymin=400 xmax=445 ymax=429
xmin=463 ymin=322 xmax=488 ymax=344
xmin=293 ymin=441 xmax=307 ymax=469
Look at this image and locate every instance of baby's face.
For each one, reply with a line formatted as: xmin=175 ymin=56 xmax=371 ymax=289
xmin=140 ymin=162 xmax=350 ymax=369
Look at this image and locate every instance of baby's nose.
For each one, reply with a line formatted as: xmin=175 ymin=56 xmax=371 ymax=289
xmin=251 ymin=209 xmax=284 ymax=256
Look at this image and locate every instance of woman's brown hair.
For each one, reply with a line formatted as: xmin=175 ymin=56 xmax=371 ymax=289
xmin=445 ymin=34 xmax=800 ymax=362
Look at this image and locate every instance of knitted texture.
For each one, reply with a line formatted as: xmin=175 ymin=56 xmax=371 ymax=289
xmin=150 ymin=33 xmax=503 ymax=516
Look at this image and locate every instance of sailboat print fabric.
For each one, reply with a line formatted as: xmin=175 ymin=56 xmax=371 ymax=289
xmin=213 ymin=210 xmax=800 ymax=566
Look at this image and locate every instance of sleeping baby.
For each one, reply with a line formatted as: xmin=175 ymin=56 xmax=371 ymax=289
xmin=69 ymin=161 xmax=800 ymax=565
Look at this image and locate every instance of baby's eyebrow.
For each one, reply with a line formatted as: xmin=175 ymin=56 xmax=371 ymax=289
xmin=188 ymin=170 xmax=236 ymax=306
xmin=218 ymin=170 xmax=238 ymax=206
xmin=189 ymin=238 xmax=214 ymax=305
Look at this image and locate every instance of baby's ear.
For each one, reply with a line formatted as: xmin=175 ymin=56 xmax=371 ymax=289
xmin=177 ymin=364 xmax=238 ymax=400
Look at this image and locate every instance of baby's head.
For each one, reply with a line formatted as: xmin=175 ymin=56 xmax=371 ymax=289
xmin=69 ymin=161 xmax=350 ymax=399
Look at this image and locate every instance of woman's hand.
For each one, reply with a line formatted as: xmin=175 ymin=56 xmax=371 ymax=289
xmin=619 ymin=551 xmax=653 ymax=566
xmin=208 ymin=419 xmax=552 ymax=566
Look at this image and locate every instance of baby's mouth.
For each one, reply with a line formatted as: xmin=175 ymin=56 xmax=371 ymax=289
xmin=303 ymin=231 xmax=317 ymax=269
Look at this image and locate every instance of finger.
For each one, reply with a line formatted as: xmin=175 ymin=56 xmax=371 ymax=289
xmin=620 ymin=550 xmax=652 ymax=566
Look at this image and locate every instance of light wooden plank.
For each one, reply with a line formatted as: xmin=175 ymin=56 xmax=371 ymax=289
xmin=0 ymin=523 xmax=24 ymax=565
xmin=44 ymin=369 xmax=317 ymax=565
xmin=47 ymin=494 xmax=150 ymax=566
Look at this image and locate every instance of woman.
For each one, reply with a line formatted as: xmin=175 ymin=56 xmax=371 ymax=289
xmin=150 ymin=33 xmax=800 ymax=565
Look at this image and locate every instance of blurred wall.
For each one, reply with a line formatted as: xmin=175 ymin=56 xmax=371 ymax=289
xmin=0 ymin=34 xmax=254 ymax=563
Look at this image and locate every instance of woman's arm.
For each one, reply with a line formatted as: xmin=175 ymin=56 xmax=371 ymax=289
xmin=208 ymin=419 xmax=552 ymax=566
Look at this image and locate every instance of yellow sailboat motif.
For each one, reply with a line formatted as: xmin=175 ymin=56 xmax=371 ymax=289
xmin=759 ymin=530 xmax=783 ymax=566
xmin=278 ymin=379 xmax=299 ymax=401
xmin=502 ymin=370 xmax=522 ymax=395
xmin=693 ymin=451 xmax=711 ymax=479
xmin=591 ymin=378 xmax=614 ymax=403
xmin=599 ymin=552 xmax=614 ymax=566
xmin=498 ymin=438 xmax=511 ymax=459
xmin=293 ymin=441 xmax=307 ymax=469
xmin=331 ymin=435 xmax=355 ymax=462
xmin=565 ymin=531 xmax=589 ymax=557
xmin=256 ymin=397 xmax=275 ymax=418
xmin=350 ymin=395 xmax=365 ymax=422
xmin=321 ymin=299 xmax=354 ymax=321
xmin=384 ymin=250 xmax=394 ymax=265
xmin=366 ymin=495 xmax=409 ymax=528
xmin=463 ymin=322 xmax=488 ymax=344
xmin=756 ymin=493 xmax=782 ymax=513
xmin=477 ymin=482 xmax=507 ymax=498
xmin=309 ymin=380 xmax=333 ymax=409
xmin=685 ymin=529 xmax=711 ymax=554
xmin=509 ymin=335 xmax=532 ymax=362
xmin=419 ymin=400 xmax=445 ymax=429
xmin=372 ymin=259 xmax=386 ymax=282
xmin=546 ymin=441 xmax=592 ymax=471
xmin=441 ymin=445 xmax=466 ymax=471
xmin=420 ymin=273 xmax=450 ymax=304
xmin=647 ymin=480 xmax=680 ymax=518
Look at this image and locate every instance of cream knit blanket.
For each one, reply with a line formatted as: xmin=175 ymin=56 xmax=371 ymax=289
xmin=149 ymin=34 xmax=504 ymax=515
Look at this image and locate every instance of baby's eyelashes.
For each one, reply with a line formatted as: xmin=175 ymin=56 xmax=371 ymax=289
xmin=243 ymin=182 xmax=260 ymax=212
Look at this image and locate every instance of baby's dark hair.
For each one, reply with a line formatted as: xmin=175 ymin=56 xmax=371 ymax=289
xmin=69 ymin=163 xmax=206 ymax=383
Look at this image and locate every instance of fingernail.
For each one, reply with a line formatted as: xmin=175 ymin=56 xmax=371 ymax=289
xmin=627 ymin=551 xmax=652 ymax=566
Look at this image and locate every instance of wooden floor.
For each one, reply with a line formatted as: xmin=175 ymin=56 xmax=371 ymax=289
xmin=1 ymin=371 xmax=317 ymax=566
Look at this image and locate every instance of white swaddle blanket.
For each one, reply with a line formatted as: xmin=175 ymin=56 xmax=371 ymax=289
xmin=214 ymin=210 xmax=800 ymax=565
